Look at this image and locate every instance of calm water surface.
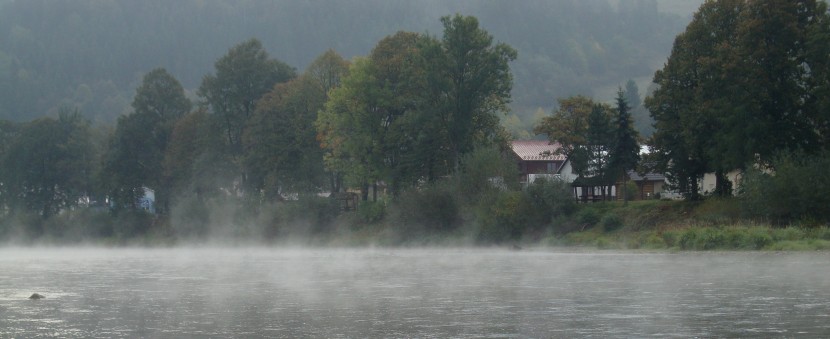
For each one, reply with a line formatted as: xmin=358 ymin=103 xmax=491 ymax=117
xmin=1 ymin=248 xmax=829 ymax=338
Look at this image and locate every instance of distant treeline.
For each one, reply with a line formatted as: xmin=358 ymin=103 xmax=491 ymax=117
xmin=0 ymin=0 xmax=689 ymax=126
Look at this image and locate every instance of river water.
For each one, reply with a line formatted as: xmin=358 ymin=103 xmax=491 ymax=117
xmin=1 ymin=248 xmax=829 ymax=338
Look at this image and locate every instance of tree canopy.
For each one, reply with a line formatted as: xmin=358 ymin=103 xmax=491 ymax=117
xmin=646 ymin=0 xmax=830 ymax=198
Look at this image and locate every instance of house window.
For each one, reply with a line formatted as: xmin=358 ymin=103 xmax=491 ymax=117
xmin=546 ymin=162 xmax=556 ymax=173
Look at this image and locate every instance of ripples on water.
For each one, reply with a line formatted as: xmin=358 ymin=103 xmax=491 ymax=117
xmin=1 ymin=248 xmax=829 ymax=338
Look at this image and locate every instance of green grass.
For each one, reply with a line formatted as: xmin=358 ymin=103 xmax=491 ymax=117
xmin=541 ymin=198 xmax=830 ymax=251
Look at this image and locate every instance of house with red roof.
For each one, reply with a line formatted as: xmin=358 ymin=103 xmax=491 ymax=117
xmin=509 ymin=140 xmax=566 ymax=185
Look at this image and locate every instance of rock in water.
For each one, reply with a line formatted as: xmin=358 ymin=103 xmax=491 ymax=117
xmin=29 ymin=293 xmax=45 ymax=300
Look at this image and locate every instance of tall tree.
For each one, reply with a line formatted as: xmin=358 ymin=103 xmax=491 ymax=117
xmin=244 ymin=75 xmax=327 ymax=198
xmin=647 ymin=0 xmax=830 ymax=199
xmin=584 ymin=103 xmax=615 ymax=198
xmin=163 ymin=109 xmax=232 ymax=201
xmin=316 ymin=57 xmax=383 ymax=200
xmin=610 ymin=88 xmax=640 ymax=204
xmin=304 ymin=50 xmax=350 ymax=193
xmin=435 ymin=14 xmax=517 ymax=171
xmin=198 ymin=39 xmax=296 ymax=159
xmin=646 ymin=0 xmax=744 ymax=199
xmin=102 ymin=68 xmax=190 ymax=212
xmin=717 ymin=0 xmax=827 ymax=167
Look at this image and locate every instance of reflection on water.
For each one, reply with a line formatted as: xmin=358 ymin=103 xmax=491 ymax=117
xmin=1 ymin=248 xmax=829 ymax=337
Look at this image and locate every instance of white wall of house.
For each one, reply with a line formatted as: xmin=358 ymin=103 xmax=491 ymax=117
xmin=700 ymin=170 xmax=742 ymax=195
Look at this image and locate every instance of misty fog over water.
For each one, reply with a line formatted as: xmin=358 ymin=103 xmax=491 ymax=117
xmin=2 ymin=248 xmax=829 ymax=337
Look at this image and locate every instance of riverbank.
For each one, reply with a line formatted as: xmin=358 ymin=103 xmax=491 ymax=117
xmin=538 ymin=199 xmax=830 ymax=251
xmin=4 ymin=198 xmax=829 ymax=251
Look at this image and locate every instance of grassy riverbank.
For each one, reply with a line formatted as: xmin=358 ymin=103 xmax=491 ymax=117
xmin=540 ymin=199 xmax=830 ymax=251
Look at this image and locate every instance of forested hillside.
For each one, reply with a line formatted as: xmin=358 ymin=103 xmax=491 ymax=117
xmin=0 ymin=0 xmax=696 ymax=124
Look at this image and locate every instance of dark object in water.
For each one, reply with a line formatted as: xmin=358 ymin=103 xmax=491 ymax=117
xmin=29 ymin=293 xmax=45 ymax=300
xmin=511 ymin=244 xmax=522 ymax=251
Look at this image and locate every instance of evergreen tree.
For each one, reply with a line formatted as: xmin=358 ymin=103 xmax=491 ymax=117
xmin=610 ymin=88 xmax=640 ymax=204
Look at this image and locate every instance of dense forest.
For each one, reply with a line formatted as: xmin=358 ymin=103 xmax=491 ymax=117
xmin=0 ymin=0 xmax=695 ymax=131
xmin=2 ymin=0 xmax=829 ymax=245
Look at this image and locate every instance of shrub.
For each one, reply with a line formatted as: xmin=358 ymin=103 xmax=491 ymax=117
xmin=388 ymin=183 xmax=461 ymax=237
xmin=525 ymin=177 xmax=577 ymax=225
xmin=273 ymin=195 xmax=340 ymax=235
xmin=661 ymin=230 xmax=680 ymax=248
xmin=476 ymin=191 xmax=531 ymax=243
xmin=600 ymin=213 xmax=623 ymax=231
xmin=740 ymin=151 xmax=830 ymax=224
xmin=356 ymin=200 xmax=385 ymax=224
xmin=575 ymin=207 xmax=601 ymax=227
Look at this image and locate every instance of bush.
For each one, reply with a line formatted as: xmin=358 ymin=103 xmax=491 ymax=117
xmin=356 ymin=200 xmax=385 ymax=224
xmin=575 ymin=207 xmax=601 ymax=227
xmin=600 ymin=213 xmax=623 ymax=231
xmin=272 ymin=195 xmax=340 ymax=235
xmin=476 ymin=191 xmax=531 ymax=243
xmin=740 ymin=151 xmax=830 ymax=224
xmin=525 ymin=177 xmax=577 ymax=225
xmin=387 ymin=183 xmax=460 ymax=237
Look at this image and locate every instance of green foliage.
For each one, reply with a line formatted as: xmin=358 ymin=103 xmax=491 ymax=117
xmin=199 ymin=38 xmax=296 ymax=160
xmin=458 ymin=146 xmax=519 ymax=199
xmin=112 ymin=209 xmax=155 ymax=240
xmin=623 ymin=182 xmax=639 ymax=201
xmin=102 ymin=68 xmax=190 ymax=213
xmin=1 ymin=109 xmax=96 ymax=217
xmin=647 ymin=0 xmax=830 ymax=199
xmin=387 ymin=183 xmax=460 ymax=238
xmin=318 ymin=18 xmax=516 ymax=196
xmin=437 ymin=14 xmax=517 ymax=169
xmin=476 ymin=191 xmax=530 ymax=243
xmin=575 ymin=207 xmax=601 ymax=227
xmin=610 ymin=88 xmax=640 ymax=204
xmin=356 ymin=200 xmax=386 ymax=224
xmin=740 ymin=151 xmax=830 ymax=224
xmin=269 ymin=196 xmax=340 ymax=237
xmin=601 ymin=213 xmax=623 ymax=232
xmin=525 ymin=178 xmax=577 ymax=227
xmin=244 ymin=75 xmax=328 ymax=196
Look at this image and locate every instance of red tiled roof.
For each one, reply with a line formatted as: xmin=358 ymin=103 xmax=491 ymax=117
xmin=510 ymin=140 xmax=565 ymax=161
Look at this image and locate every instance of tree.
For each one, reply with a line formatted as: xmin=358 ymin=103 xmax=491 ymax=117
xmin=102 ymin=68 xmax=190 ymax=212
xmin=534 ymin=96 xmax=592 ymax=157
xmin=198 ymin=39 xmax=296 ymax=159
xmin=534 ymin=96 xmax=617 ymax=199
xmin=717 ymin=0 xmax=828 ymax=166
xmin=609 ymin=88 xmax=640 ymax=204
xmin=163 ymin=109 xmax=232 ymax=201
xmin=434 ymin=14 xmax=517 ymax=171
xmin=584 ymin=103 xmax=615 ymax=198
xmin=316 ymin=32 xmax=446 ymax=199
xmin=316 ymin=58 xmax=386 ymax=200
xmin=647 ymin=0 xmax=830 ymax=199
xmin=305 ymin=50 xmax=350 ymax=193
xmin=244 ymin=75 xmax=327 ymax=199
xmin=306 ymin=49 xmax=350 ymax=98
xmin=645 ymin=0 xmax=744 ymax=199
xmin=2 ymin=109 xmax=95 ymax=219
xmin=0 ymin=120 xmax=19 ymax=213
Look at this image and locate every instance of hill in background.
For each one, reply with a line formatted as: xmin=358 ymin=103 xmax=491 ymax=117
xmin=0 ymin=0 xmax=700 ymax=125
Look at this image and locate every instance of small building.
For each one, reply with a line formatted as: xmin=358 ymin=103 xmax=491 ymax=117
xmin=510 ymin=140 xmax=565 ymax=185
xmin=616 ymin=170 xmax=667 ymax=200
xmin=138 ymin=187 xmax=156 ymax=214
